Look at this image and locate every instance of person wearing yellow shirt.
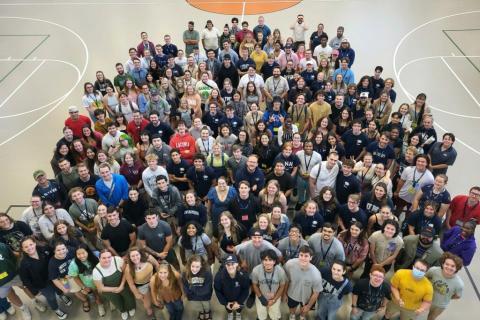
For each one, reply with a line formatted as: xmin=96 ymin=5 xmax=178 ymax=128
xmin=308 ymin=90 xmax=332 ymax=129
xmin=385 ymin=259 xmax=433 ymax=320
xmin=250 ymin=44 xmax=268 ymax=73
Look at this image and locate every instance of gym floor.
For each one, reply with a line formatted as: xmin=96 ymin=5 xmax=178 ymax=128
xmin=0 ymin=0 xmax=479 ymax=319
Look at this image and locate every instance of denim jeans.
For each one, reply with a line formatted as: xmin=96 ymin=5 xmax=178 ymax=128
xmin=39 ymin=284 xmax=60 ymax=311
xmin=315 ymin=293 xmax=343 ymax=320
xmin=350 ymin=309 xmax=378 ymax=320
xmin=165 ymin=299 xmax=184 ymax=320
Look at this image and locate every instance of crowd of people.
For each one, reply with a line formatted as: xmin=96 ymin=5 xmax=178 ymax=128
xmin=1 ymin=14 xmax=479 ymax=320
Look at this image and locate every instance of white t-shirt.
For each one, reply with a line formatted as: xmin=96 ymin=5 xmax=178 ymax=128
xmin=313 ymin=45 xmax=333 ymax=60
xmin=399 ymin=166 xmax=434 ymax=203
xmin=299 ymin=58 xmax=318 ymax=70
xmin=92 ymin=256 xmax=124 ymax=281
xmin=309 ymin=161 xmax=340 ymax=197
xmin=238 ymin=73 xmax=265 ymax=91
xmin=201 ymin=28 xmax=220 ymax=50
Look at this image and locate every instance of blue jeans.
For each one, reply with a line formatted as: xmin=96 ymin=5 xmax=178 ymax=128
xmin=0 ymin=297 xmax=11 ymax=312
xmin=39 ymin=284 xmax=60 ymax=311
xmin=165 ymin=299 xmax=184 ymax=320
xmin=315 ymin=293 xmax=343 ymax=320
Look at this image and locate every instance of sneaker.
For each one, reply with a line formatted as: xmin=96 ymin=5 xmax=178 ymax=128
xmin=227 ymin=312 xmax=234 ymax=320
xmin=0 ymin=312 xmax=7 ymax=320
xmin=55 ymin=309 xmax=68 ymax=320
xmin=235 ymin=311 xmax=242 ymax=320
xmin=121 ymin=312 xmax=128 ymax=320
xmin=20 ymin=306 xmax=31 ymax=320
xmin=6 ymin=306 xmax=15 ymax=315
xmin=289 ymin=314 xmax=296 ymax=320
xmin=299 ymin=316 xmax=306 ymax=320
xmin=128 ymin=309 xmax=135 ymax=317
xmin=98 ymin=304 xmax=106 ymax=317
xmin=59 ymin=295 xmax=72 ymax=306
xmin=34 ymin=299 xmax=47 ymax=312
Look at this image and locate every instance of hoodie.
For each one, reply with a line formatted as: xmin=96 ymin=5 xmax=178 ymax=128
xmin=213 ymin=267 xmax=250 ymax=306
xmin=182 ymin=269 xmax=213 ymax=301
xmin=169 ymin=132 xmax=196 ymax=164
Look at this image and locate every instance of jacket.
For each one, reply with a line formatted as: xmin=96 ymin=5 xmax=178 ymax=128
xmin=395 ymin=235 xmax=443 ymax=270
xmin=151 ymin=185 xmax=182 ymax=217
xmin=169 ymin=133 xmax=196 ymax=164
xmin=214 ymin=267 xmax=250 ymax=305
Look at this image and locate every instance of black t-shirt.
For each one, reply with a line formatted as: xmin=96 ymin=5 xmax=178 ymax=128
xmin=335 ymin=173 xmax=361 ymax=204
xmin=101 ymin=219 xmax=134 ymax=254
xmin=75 ymin=175 xmax=100 ymax=200
xmin=186 ymin=166 xmax=216 ymax=198
xmin=0 ymin=221 xmax=33 ymax=252
xmin=341 ymin=130 xmax=369 ymax=159
xmin=228 ymin=196 xmax=261 ymax=231
xmin=338 ymin=204 xmax=368 ymax=229
xmin=166 ymin=159 xmax=190 ymax=191
xmin=265 ymin=172 xmax=294 ymax=193
xmin=353 ymin=278 xmax=391 ymax=312
xmin=48 ymin=248 xmax=75 ymax=280
xmin=177 ymin=204 xmax=208 ymax=228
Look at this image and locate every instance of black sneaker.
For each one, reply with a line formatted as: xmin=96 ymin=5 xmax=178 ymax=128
xmin=59 ymin=295 xmax=72 ymax=306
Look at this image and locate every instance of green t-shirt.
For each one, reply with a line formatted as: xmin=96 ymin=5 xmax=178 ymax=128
xmin=68 ymin=259 xmax=95 ymax=289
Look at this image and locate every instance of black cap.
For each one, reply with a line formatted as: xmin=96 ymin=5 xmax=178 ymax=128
xmin=224 ymin=254 xmax=238 ymax=265
xmin=249 ymin=227 xmax=263 ymax=237
xmin=224 ymin=54 xmax=231 ymax=60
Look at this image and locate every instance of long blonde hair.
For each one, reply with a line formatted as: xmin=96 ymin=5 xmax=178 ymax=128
xmin=153 ymin=262 xmax=181 ymax=299
xmin=253 ymin=213 xmax=277 ymax=236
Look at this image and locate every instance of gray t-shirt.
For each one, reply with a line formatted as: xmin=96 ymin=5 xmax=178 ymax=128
xmin=277 ymin=237 xmax=309 ymax=262
xmin=137 ymin=220 xmax=172 ymax=253
xmin=251 ymin=264 xmax=287 ymax=297
xmin=426 ymin=266 xmax=464 ymax=308
xmin=178 ymin=233 xmax=211 ymax=260
xmin=235 ymin=241 xmax=282 ymax=273
xmin=284 ymin=258 xmax=323 ymax=304
xmin=308 ymin=233 xmax=345 ymax=269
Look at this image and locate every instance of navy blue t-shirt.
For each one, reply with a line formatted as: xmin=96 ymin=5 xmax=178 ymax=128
xmin=407 ymin=210 xmax=442 ymax=236
xmin=366 ymin=142 xmax=395 ymax=165
xmin=335 ymin=173 xmax=361 ymax=204
xmin=319 ymin=267 xmax=353 ymax=299
xmin=341 ymin=130 xmax=369 ymax=159
xmin=273 ymin=153 xmax=300 ymax=174
xmin=166 ymin=159 xmax=190 ymax=191
xmin=293 ymin=212 xmax=324 ymax=237
xmin=418 ymin=184 xmax=451 ymax=209
xmin=236 ymin=58 xmax=255 ymax=73
xmin=338 ymin=204 xmax=367 ymax=230
xmin=186 ymin=166 xmax=216 ymax=198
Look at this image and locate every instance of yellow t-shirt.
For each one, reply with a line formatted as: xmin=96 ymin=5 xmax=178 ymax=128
xmin=250 ymin=50 xmax=268 ymax=73
xmin=391 ymin=269 xmax=433 ymax=311
xmin=309 ymin=101 xmax=332 ymax=127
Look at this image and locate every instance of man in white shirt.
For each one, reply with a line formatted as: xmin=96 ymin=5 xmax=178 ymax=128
xmin=313 ymin=35 xmax=332 ymax=62
xmin=309 ymin=151 xmax=341 ymax=198
xmin=238 ymin=66 xmax=265 ymax=92
xmin=290 ymin=14 xmax=309 ymax=50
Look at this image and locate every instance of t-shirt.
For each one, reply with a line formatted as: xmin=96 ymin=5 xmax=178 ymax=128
xmin=48 ymin=249 xmax=75 ymax=281
xmin=101 ymin=219 xmax=134 ymax=254
xmin=277 ymin=238 xmax=309 ymax=262
xmin=0 ymin=221 xmax=33 ymax=252
xmin=186 ymin=167 xmax=216 ymax=198
xmin=92 ymin=256 xmax=123 ymax=281
xmin=251 ymin=264 xmax=287 ymax=297
xmin=319 ymin=268 xmax=353 ymax=299
xmin=335 ymin=174 xmax=361 ymax=204
xmin=137 ymin=220 xmax=172 ymax=253
xmin=428 ymin=142 xmax=457 ymax=175
xmin=426 ymin=266 xmax=464 ymax=308
xmin=68 ymin=260 xmax=95 ymax=289
xmin=284 ymin=258 xmax=323 ymax=304
xmin=366 ymin=142 xmax=395 ymax=165
xmin=398 ymin=166 xmax=434 ymax=203
xmin=0 ymin=243 xmax=17 ymax=286
xmin=368 ymin=231 xmax=403 ymax=263
xmin=309 ymin=161 xmax=340 ymax=197
xmin=407 ymin=211 xmax=442 ymax=236
xmin=390 ymin=269 xmax=433 ymax=311
xmin=166 ymin=159 xmax=190 ymax=191
xmin=234 ymin=241 xmax=282 ymax=273
xmin=447 ymin=195 xmax=480 ymax=228
xmin=337 ymin=205 xmax=367 ymax=230
xmin=353 ymin=278 xmax=391 ymax=312
xmin=178 ymin=233 xmax=211 ymax=260
xmin=308 ymin=233 xmax=345 ymax=269
xmin=341 ymin=130 xmax=369 ymax=159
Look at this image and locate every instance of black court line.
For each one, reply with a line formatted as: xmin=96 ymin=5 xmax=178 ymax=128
xmin=465 ymin=266 xmax=480 ymax=301
xmin=442 ymin=29 xmax=480 ymax=74
xmin=4 ymin=204 xmax=29 ymax=214
xmin=0 ymin=34 xmax=50 ymax=84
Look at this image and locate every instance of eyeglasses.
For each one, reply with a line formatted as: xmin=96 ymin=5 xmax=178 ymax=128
xmin=469 ymin=191 xmax=480 ymax=197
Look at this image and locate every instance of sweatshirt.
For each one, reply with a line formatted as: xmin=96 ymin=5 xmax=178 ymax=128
xmin=182 ymin=269 xmax=213 ymax=301
xmin=169 ymin=133 xmax=196 ymax=164
xmin=214 ymin=267 xmax=251 ymax=306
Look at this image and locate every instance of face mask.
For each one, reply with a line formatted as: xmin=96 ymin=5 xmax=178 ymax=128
xmin=412 ymin=267 xmax=425 ymax=279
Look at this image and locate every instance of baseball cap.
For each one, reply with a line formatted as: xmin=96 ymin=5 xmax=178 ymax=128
xmin=360 ymin=92 xmax=369 ymax=98
xmin=306 ymin=60 xmax=314 ymax=65
xmin=150 ymin=89 xmax=159 ymax=96
xmin=249 ymin=227 xmax=263 ymax=237
xmin=285 ymin=44 xmax=292 ymax=49
xmin=224 ymin=254 xmax=238 ymax=265
xmin=68 ymin=106 xmax=79 ymax=113
xmin=223 ymin=53 xmax=231 ymax=60
xmin=33 ymin=169 xmax=46 ymax=180
xmin=341 ymin=38 xmax=349 ymax=43
xmin=420 ymin=226 xmax=434 ymax=238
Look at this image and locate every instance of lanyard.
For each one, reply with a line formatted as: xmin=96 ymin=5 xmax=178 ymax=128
xmin=412 ymin=168 xmax=426 ymax=187
xmin=251 ymin=112 xmax=259 ymax=124
xmin=263 ymin=268 xmax=275 ymax=292
xmin=46 ymin=213 xmax=59 ymax=230
xmin=360 ymin=165 xmax=373 ymax=182
xmin=237 ymin=197 xmax=250 ymax=210
xmin=288 ymin=240 xmax=301 ymax=258
xmin=304 ymin=153 xmax=313 ymax=171
xmin=320 ymin=238 xmax=334 ymax=260
xmin=272 ymin=78 xmax=281 ymax=93
xmin=74 ymin=200 xmax=95 ymax=221
xmin=201 ymin=139 xmax=210 ymax=156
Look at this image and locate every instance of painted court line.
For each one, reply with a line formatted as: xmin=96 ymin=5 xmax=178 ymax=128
xmin=0 ymin=60 xmax=45 ymax=109
xmin=442 ymin=29 xmax=480 ymax=74
xmin=440 ymin=56 xmax=480 ymax=109
xmin=241 ymin=1 xmax=246 ymax=21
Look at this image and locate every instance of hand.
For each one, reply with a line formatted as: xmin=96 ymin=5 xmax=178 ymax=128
xmin=252 ymin=185 xmax=257 ymax=192
xmin=232 ymin=302 xmax=241 ymax=310
xmin=415 ymin=308 xmax=425 ymax=315
xmin=135 ymin=292 xmax=143 ymax=300
xmin=160 ymin=212 xmax=170 ymax=219
xmin=393 ymin=192 xmax=399 ymax=199
xmin=112 ymin=286 xmax=123 ymax=293
xmin=397 ymin=298 xmax=405 ymax=307
xmin=267 ymin=299 xmax=276 ymax=307
xmin=283 ymin=295 xmax=288 ymax=303
xmin=301 ymin=304 xmax=312 ymax=315
xmin=158 ymin=251 xmax=168 ymax=259
xmin=226 ymin=302 xmax=234 ymax=311
xmin=351 ymin=306 xmax=359 ymax=315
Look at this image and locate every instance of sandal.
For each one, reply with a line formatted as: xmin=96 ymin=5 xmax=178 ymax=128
xmin=82 ymin=301 xmax=91 ymax=312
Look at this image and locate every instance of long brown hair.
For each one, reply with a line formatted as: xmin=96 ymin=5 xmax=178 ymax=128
xmin=217 ymin=211 xmax=240 ymax=244
xmin=53 ymin=220 xmax=77 ymax=240
xmin=126 ymin=246 xmax=149 ymax=279
xmin=153 ymin=262 xmax=181 ymax=299
xmin=184 ymin=254 xmax=208 ymax=283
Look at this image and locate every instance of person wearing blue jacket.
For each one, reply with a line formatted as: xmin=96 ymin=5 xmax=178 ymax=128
xmin=338 ymin=38 xmax=355 ymax=67
xmin=234 ymin=155 xmax=265 ymax=194
xmin=214 ymin=254 xmax=251 ymax=320
xmin=262 ymin=97 xmax=287 ymax=136
xmin=332 ymin=58 xmax=355 ymax=85
xmin=182 ymin=255 xmax=213 ymax=320
xmin=95 ymin=163 xmax=129 ymax=208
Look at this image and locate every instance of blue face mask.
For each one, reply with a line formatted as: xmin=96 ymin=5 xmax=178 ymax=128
xmin=412 ymin=267 xmax=426 ymax=279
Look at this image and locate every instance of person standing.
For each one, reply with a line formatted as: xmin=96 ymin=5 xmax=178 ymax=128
xmin=290 ymin=14 xmax=308 ymax=50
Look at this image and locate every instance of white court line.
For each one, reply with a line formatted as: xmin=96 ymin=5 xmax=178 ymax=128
xmin=0 ymin=60 xmax=45 ymax=109
xmin=241 ymin=1 xmax=246 ymax=21
xmin=393 ymin=10 xmax=480 ymax=157
xmin=440 ymin=56 xmax=480 ymax=108
xmin=0 ymin=16 xmax=89 ymax=147
xmin=397 ymin=55 xmax=480 ymax=119
xmin=0 ymin=58 xmax=81 ymax=118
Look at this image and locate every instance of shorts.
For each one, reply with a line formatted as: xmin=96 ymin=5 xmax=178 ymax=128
xmin=385 ymin=300 xmax=418 ymax=320
xmin=0 ymin=276 xmax=22 ymax=299
xmin=62 ymin=278 xmax=82 ymax=293
xmin=287 ymin=296 xmax=304 ymax=309
xmin=136 ymin=283 xmax=150 ymax=295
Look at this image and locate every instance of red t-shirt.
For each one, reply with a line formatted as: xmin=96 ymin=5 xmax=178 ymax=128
xmin=448 ymin=195 xmax=480 ymax=227
xmin=65 ymin=116 xmax=91 ymax=137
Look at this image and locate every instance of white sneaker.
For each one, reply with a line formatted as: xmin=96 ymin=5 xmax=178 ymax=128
xmin=0 ymin=312 xmax=7 ymax=320
xmin=110 ymin=302 xmax=116 ymax=311
xmin=128 ymin=309 xmax=135 ymax=317
xmin=20 ymin=306 xmax=31 ymax=320
xmin=121 ymin=312 xmax=128 ymax=320
xmin=34 ymin=299 xmax=47 ymax=312
xmin=55 ymin=309 xmax=68 ymax=320
xmin=6 ymin=306 xmax=15 ymax=315
xmin=235 ymin=311 xmax=242 ymax=320
xmin=289 ymin=314 xmax=296 ymax=320
xmin=227 ymin=312 xmax=234 ymax=320
xmin=98 ymin=304 xmax=106 ymax=317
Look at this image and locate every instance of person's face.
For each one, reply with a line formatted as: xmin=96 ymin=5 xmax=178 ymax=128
xmin=305 ymin=203 xmax=317 ymax=215
xmin=194 ymin=159 xmax=204 ymax=169
xmin=0 ymin=216 xmax=11 ymax=230
xmin=374 ymin=186 xmax=386 ymax=200
xmin=106 ymin=211 xmax=119 ymax=225
xmin=76 ymin=248 xmax=88 ymax=262
xmin=220 ymin=215 xmax=231 ymax=228
xmin=370 ymin=271 xmax=385 ymax=287
xmin=239 ymin=184 xmax=250 ymax=197
xmin=187 ymin=224 xmax=197 ymax=237
xmin=423 ymin=118 xmax=433 ymax=128
xmin=107 ymin=125 xmax=117 ymax=136
xmin=304 ymin=142 xmax=313 ymax=154
xmin=188 ymin=23 xmax=194 ymax=31
xmin=147 ymin=158 xmax=158 ymax=170
xmin=413 ymin=261 xmax=428 ymax=274
xmin=116 ymin=65 xmax=124 ymax=74
xmin=251 ymin=235 xmax=263 ymax=248
xmin=217 ymin=179 xmax=227 ymax=190
xmin=258 ymin=217 xmax=269 ymax=230
xmin=71 ymin=191 xmax=84 ymax=204
xmin=423 ymin=205 xmax=435 ymax=217
xmin=379 ymin=135 xmax=389 ymax=146
xmin=328 ymin=136 xmax=336 ymax=145
xmin=327 ymin=154 xmax=339 ymax=167
xmin=145 ymin=214 xmax=158 ymax=227
xmin=419 ymin=234 xmax=434 ymax=245
xmin=190 ymin=261 xmax=201 ymax=275
xmin=56 ymin=223 xmax=68 ymax=235
xmin=221 ymin=127 xmax=229 ymax=136
xmin=59 ymin=160 xmax=71 ymax=173
xmin=98 ymin=152 xmax=107 ymax=163
xmin=100 ymin=252 xmax=112 ymax=267
xmin=260 ymin=135 xmax=269 ymax=145
xmin=43 ymin=204 xmax=55 ymax=216
xmin=141 ymin=32 xmax=148 ymax=41
xmin=247 ymin=157 xmax=258 ymax=171
xmin=97 ymin=205 xmax=107 ymax=217
xmin=296 ymin=95 xmax=305 ymax=105
xmin=347 ymin=198 xmax=359 ymax=211
xmin=152 ymin=138 xmax=163 ymax=150
xmin=341 ymin=110 xmax=349 ymax=120
xmin=247 ymin=67 xmax=256 ymax=76
xmin=322 ymin=227 xmax=334 ymax=241
xmin=120 ymin=137 xmax=129 ymax=147
xmin=31 ymin=197 xmax=42 ymax=209
xmin=441 ymin=258 xmax=457 ymax=276
xmin=442 ymin=135 xmax=453 ymax=148
xmin=128 ymin=189 xmax=139 ymax=201
xmin=86 ymin=148 xmax=95 ymax=159
xmin=22 ymin=239 xmax=37 ymax=256
xmin=342 ymin=165 xmax=352 ymax=176
xmin=390 ymin=129 xmax=399 ymax=139
xmin=54 ymin=244 xmax=67 ymax=259
xmin=267 ymin=183 xmax=278 ymax=195
xmin=336 ymin=28 xmax=344 ymax=37
xmin=282 ymin=147 xmax=292 ymax=157
xmin=186 ymin=193 xmax=196 ymax=206
xmin=461 ymin=223 xmax=475 ymax=237
xmin=170 ymin=152 xmax=181 ymax=164
xmin=262 ymin=256 xmax=275 ymax=271
xmin=213 ymin=144 xmax=221 ymax=155
xmin=73 ymin=141 xmax=83 ymax=152
xmin=64 ymin=128 xmax=73 ymax=140
xmin=133 ymin=60 xmax=141 ymax=68
xmin=331 ymin=263 xmax=345 ymax=279
xmin=99 ymin=167 xmax=111 ymax=180
xmin=225 ymin=262 xmax=237 ymax=274
xmin=416 ymin=157 xmax=428 ymax=171
xmin=149 ymin=114 xmax=159 ymax=125
xmin=335 ymin=96 xmax=344 ymax=106
xmin=298 ymin=252 xmax=311 ymax=267
xmin=341 ymin=60 xmax=348 ymax=69
xmin=415 ymin=96 xmax=426 ymax=106
xmin=128 ymin=250 xmax=141 ymax=265
xmin=383 ymin=224 xmax=396 ymax=238
xmin=209 ymin=104 xmax=217 ymax=114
